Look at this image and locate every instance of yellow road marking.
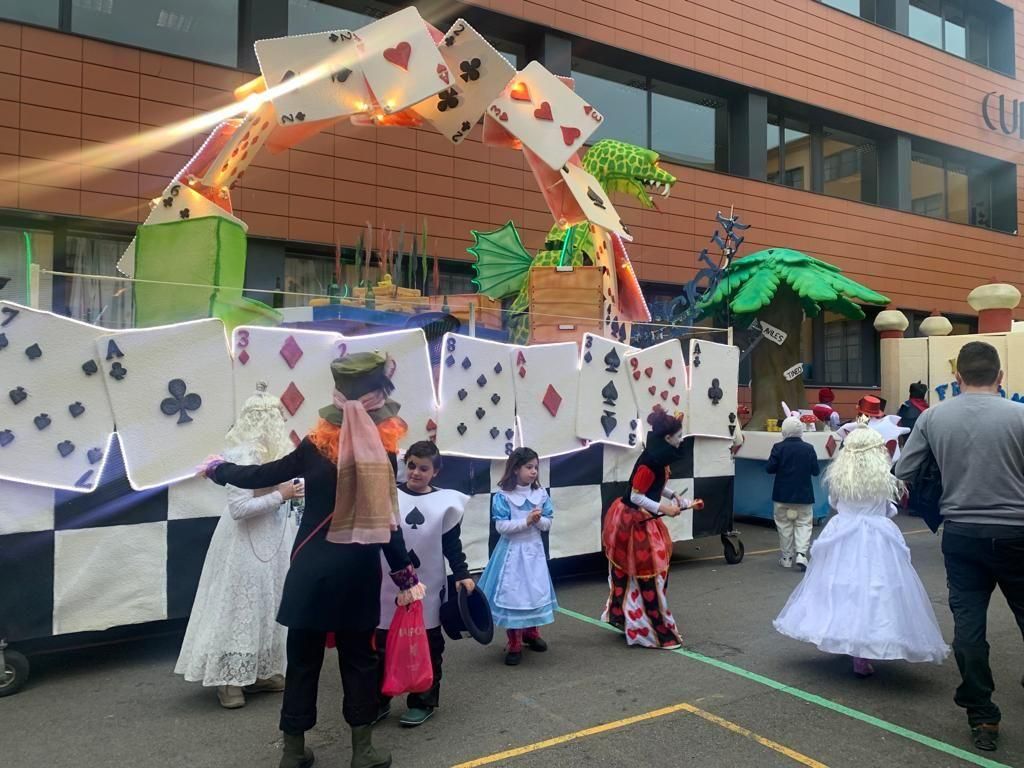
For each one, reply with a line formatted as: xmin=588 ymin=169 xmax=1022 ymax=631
xmin=450 ymin=701 xmax=828 ymax=768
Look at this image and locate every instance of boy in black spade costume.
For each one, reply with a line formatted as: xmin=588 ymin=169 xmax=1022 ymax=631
xmin=201 ymin=352 xmax=422 ymax=768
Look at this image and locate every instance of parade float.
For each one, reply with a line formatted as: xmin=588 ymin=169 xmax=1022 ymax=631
xmin=0 ymin=7 xmax=742 ymax=696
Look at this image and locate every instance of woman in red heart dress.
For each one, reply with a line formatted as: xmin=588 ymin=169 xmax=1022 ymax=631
xmin=601 ymin=408 xmax=702 ymax=649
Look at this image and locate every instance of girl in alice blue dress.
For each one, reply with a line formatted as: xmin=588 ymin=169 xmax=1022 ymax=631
xmin=477 ymin=447 xmax=558 ymax=666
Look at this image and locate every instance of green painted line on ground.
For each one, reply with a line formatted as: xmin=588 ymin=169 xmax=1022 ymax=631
xmin=557 ymin=606 xmax=1011 ymax=768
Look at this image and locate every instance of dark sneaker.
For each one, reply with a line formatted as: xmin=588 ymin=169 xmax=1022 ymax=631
xmin=399 ymin=707 xmax=434 ymax=727
xmin=504 ymin=650 xmax=522 ymax=666
xmin=971 ymin=724 xmax=999 ymax=752
xmin=524 ymin=636 xmax=548 ymax=652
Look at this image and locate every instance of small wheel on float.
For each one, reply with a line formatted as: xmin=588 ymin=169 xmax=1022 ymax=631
xmin=0 ymin=648 xmax=29 ymax=697
xmin=722 ymin=535 xmax=745 ymax=565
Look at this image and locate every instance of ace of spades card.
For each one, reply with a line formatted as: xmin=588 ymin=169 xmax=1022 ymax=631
xmin=338 ymin=328 xmax=437 ymax=448
xmin=410 ymin=18 xmax=515 ymax=144
xmin=0 ymin=302 xmax=115 ymax=492
xmin=436 ymin=334 xmax=516 ymax=459
xmin=574 ymin=333 xmax=639 ymax=448
xmin=254 ymin=28 xmax=370 ymax=126
xmin=232 ymin=326 xmax=339 ymax=446
xmin=98 ymin=319 xmax=235 ymax=490
xmin=488 ymin=61 xmax=603 ymax=171
xmin=624 ymin=339 xmax=688 ymax=432
xmin=685 ymin=339 xmax=739 ymax=439
xmin=511 ymin=342 xmax=581 ymax=458
xmin=357 ymin=7 xmax=453 ymax=115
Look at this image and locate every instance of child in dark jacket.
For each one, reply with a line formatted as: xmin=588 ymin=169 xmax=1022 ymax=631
xmin=766 ymin=416 xmax=820 ymax=572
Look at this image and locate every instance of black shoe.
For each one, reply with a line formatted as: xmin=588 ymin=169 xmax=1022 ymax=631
xmin=371 ymin=704 xmax=390 ymax=726
xmin=524 ymin=636 xmax=548 ymax=652
xmin=504 ymin=650 xmax=522 ymax=666
xmin=971 ymin=724 xmax=999 ymax=752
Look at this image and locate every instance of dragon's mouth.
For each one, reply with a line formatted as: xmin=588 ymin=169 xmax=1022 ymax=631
xmin=636 ymin=176 xmax=673 ymax=199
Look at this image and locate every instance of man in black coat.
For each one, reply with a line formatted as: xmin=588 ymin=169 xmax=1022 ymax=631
xmin=766 ymin=416 xmax=820 ymax=572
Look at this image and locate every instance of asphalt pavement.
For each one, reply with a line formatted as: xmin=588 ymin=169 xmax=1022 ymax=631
xmin=4 ymin=516 xmax=1023 ymax=768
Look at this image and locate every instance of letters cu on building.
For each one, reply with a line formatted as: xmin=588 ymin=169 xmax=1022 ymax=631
xmin=982 ymin=92 xmax=1024 ymax=137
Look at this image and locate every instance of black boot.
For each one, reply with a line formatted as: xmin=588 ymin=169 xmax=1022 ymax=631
xmin=350 ymin=724 xmax=391 ymax=768
xmin=279 ymin=731 xmax=314 ymax=768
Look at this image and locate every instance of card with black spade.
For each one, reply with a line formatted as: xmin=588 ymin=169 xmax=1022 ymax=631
xmin=436 ymin=334 xmax=516 ymax=460
xmin=0 ymin=302 xmax=115 ymax=492
xmin=574 ymin=333 xmax=640 ymax=448
xmin=685 ymin=338 xmax=739 ymax=439
xmin=511 ymin=342 xmax=581 ymax=457
xmin=97 ymin=319 xmax=235 ymax=490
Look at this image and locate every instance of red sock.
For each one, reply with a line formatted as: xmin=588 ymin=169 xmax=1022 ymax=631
xmin=506 ymin=629 xmax=523 ymax=652
xmin=523 ymin=627 xmax=541 ymax=641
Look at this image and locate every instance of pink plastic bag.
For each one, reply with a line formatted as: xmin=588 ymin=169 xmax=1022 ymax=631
xmin=381 ymin=601 xmax=433 ymax=697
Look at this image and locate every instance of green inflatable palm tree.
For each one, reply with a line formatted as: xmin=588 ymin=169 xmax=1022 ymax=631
xmin=699 ymin=248 xmax=889 ymax=428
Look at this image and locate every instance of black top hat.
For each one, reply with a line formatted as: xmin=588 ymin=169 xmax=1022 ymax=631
xmin=439 ymin=582 xmax=493 ymax=645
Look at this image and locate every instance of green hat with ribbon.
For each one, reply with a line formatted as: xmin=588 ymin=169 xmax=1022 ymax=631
xmin=319 ymin=351 xmax=401 ymax=425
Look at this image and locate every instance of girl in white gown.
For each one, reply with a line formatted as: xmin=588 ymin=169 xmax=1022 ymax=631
xmin=175 ymin=382 xmax=302 ymax=708
xmin=773 ymin=425 xmax=949 ymax=677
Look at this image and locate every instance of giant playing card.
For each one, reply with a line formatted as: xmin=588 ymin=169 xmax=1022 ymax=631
xmin=575 ymin=333 xmax=640 ymax=448
xmin=624 ymin=339 xmax=688 ymax=430
xmin=231 ymin=326 xmax=339 ymax=447
xmin=0 ymin=303 xmax=115 ymax=492
xmin=339 ymin=328 xmax=437 ymax=448
xmin=512 ymin=342 xmax=581 ymax=458
xmin=686 ymin=339 xmax=738 ymax=439
xmin=98 ymin=319 xmax=234 ymax=490
xmin=436 ymin=335 xmax=516 ymax=459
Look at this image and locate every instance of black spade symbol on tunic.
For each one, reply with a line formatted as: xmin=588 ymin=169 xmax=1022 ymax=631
xmin=405 ymin=507 xmax=425 ymax=530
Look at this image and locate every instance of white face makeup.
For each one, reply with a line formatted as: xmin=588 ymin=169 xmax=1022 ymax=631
xmin=665 ymin=428 xmax=685 ymax=448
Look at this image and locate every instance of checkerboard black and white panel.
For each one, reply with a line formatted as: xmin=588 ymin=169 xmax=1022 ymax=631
xmin=0 ymin=439 xmax=733 ymax=643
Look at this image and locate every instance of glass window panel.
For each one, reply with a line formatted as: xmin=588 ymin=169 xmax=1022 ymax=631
xmin=943 ymin=1 xmax=966 ymax=58
xmin=911 ymin=151 xmax=945 ymax=219
xmin=822 ymin=129 xmax=878 ymax=203
xmin=909 ymin=0 xmax=943 ymax=48
xmin=570 ymin=61 xmax=647 ymax=147
xmin=766 ymin=115 xmax=781 ymax=183
xmin=0 ymin=228 xmax=53 ymax=311
xmin=1 ymin=0 xmax=60 ymax=27
xmin=288 ymin=0 xmax=376 ymax=34
xmin=822 ymin=0 xmax=860 ymax=14
xmin=650 ymin=80 xmax=725 ymax=170
xmin=66 ymin=233 xmax=133 ymax=328
xmin=71 ymin=0 xmax=238 ymax=68
xmin=946 ymin=162 xmax=969 ymax=224
xmin=966 ymin=14 xmax=989 ymax=67
xmin=782 ymin=121 xmax=810 ymax=191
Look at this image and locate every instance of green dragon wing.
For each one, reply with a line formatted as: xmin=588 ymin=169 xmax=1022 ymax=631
xmin=467 ymin=221 xmax=534 ymax=300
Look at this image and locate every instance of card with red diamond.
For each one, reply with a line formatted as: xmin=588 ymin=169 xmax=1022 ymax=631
xmin=624 ymin=339 xmax=688 ymax=434
xmin=338 ymin=328 xmax=437 ymax=448
xmin=436 ymin=334 xmax=516 ymax=460
xmin=98 ymin=319 xmax=234 ymax=490
xmin=231 ymin=326 xmax=339 ymax=446
xmin=511 ymin=342 xmax=581 ymax=458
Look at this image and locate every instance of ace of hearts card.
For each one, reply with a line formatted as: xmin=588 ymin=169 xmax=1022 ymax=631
xmin=0 ymin=302 xmax=115 ymax=492
xmin=510 ymin=342 xmax=581 ymax=458
xmin=624 ymin=339 xmax=688 ymax=432
xmin=436 ymin=334 xmax=516 ymax=460
xmin=574 ymin=333 xmax=639 ymax=449
xmin=98 ymin=319 xmax=235 ymax=490
xmin=487 ymin=61 xmax=603 ymax=171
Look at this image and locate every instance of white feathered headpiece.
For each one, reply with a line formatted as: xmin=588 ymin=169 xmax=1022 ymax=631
xmin=223 ymin=382 xmax=294 ymax=466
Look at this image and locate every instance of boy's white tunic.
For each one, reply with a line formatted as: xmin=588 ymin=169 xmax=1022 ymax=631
xmin=379 ymin=486 xmax=468 ymax=629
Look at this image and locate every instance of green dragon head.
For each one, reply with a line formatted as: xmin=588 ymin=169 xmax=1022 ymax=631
xmin=581 ymin=139 xmax=677 ymax=209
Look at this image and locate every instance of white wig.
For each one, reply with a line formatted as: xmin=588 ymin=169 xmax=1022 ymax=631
xmin=781 ymin=416 xmax=803 ymax=438
xmin=823 ymin=424 xmax=904 ymax=503
xmin=223 ymin=382 xmax=294 ymax=466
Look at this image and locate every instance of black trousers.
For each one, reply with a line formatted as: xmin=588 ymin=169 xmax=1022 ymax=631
xmin=942 ymin=531 xmax=1024 ymax=726
xmin=376 ymin=625 xmax=445 ymax=709
xmin=280 ymin=628 xmax=378 ymax=734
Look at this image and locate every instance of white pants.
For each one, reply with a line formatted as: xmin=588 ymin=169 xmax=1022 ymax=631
xmin=773 ymin=503 xmax=813 ymax=559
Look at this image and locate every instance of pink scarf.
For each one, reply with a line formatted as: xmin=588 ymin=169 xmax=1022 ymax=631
xmin=326 ymin=389 xmax=399 ymax=545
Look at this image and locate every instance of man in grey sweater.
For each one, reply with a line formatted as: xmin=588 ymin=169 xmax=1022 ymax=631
xmin=896 ymin=341 xmax=1024 ymax=754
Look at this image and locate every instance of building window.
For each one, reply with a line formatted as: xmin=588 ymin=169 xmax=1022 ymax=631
xmin=71 ymin=0 xmax=238 ymax=67
xmin=288 ymin=0 xmax=381 ymax=35
xmin=908 ymin=0 xmax=1012 ymax=74
xmin=911 ymin=145 xmax=1015 ymax=232
xmin=822 ymin=128 xmax=878 ymax=204
xmin=66 ymin=233 xmax=133 ymax=328
xmin=570 ymin=60 xmax=648 ymax=149
xmin=0 ymin=227 xmax=53 ymax=312
xmin=801 ymin=310 xmax=880 ymax=387
xmin=650 ymin=81 xmax=728 ymax=171
xmin=0 ymin=0 xmax=60 ymax=27
xmin=821 ymin=0 xmax=877 ymax=23
xmin=767 ymin=115 xmax=811 ymax=191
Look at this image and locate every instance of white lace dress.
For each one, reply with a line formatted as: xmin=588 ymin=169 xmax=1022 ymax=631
xmin=174 ymin=484 xmax=297 ymax=687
